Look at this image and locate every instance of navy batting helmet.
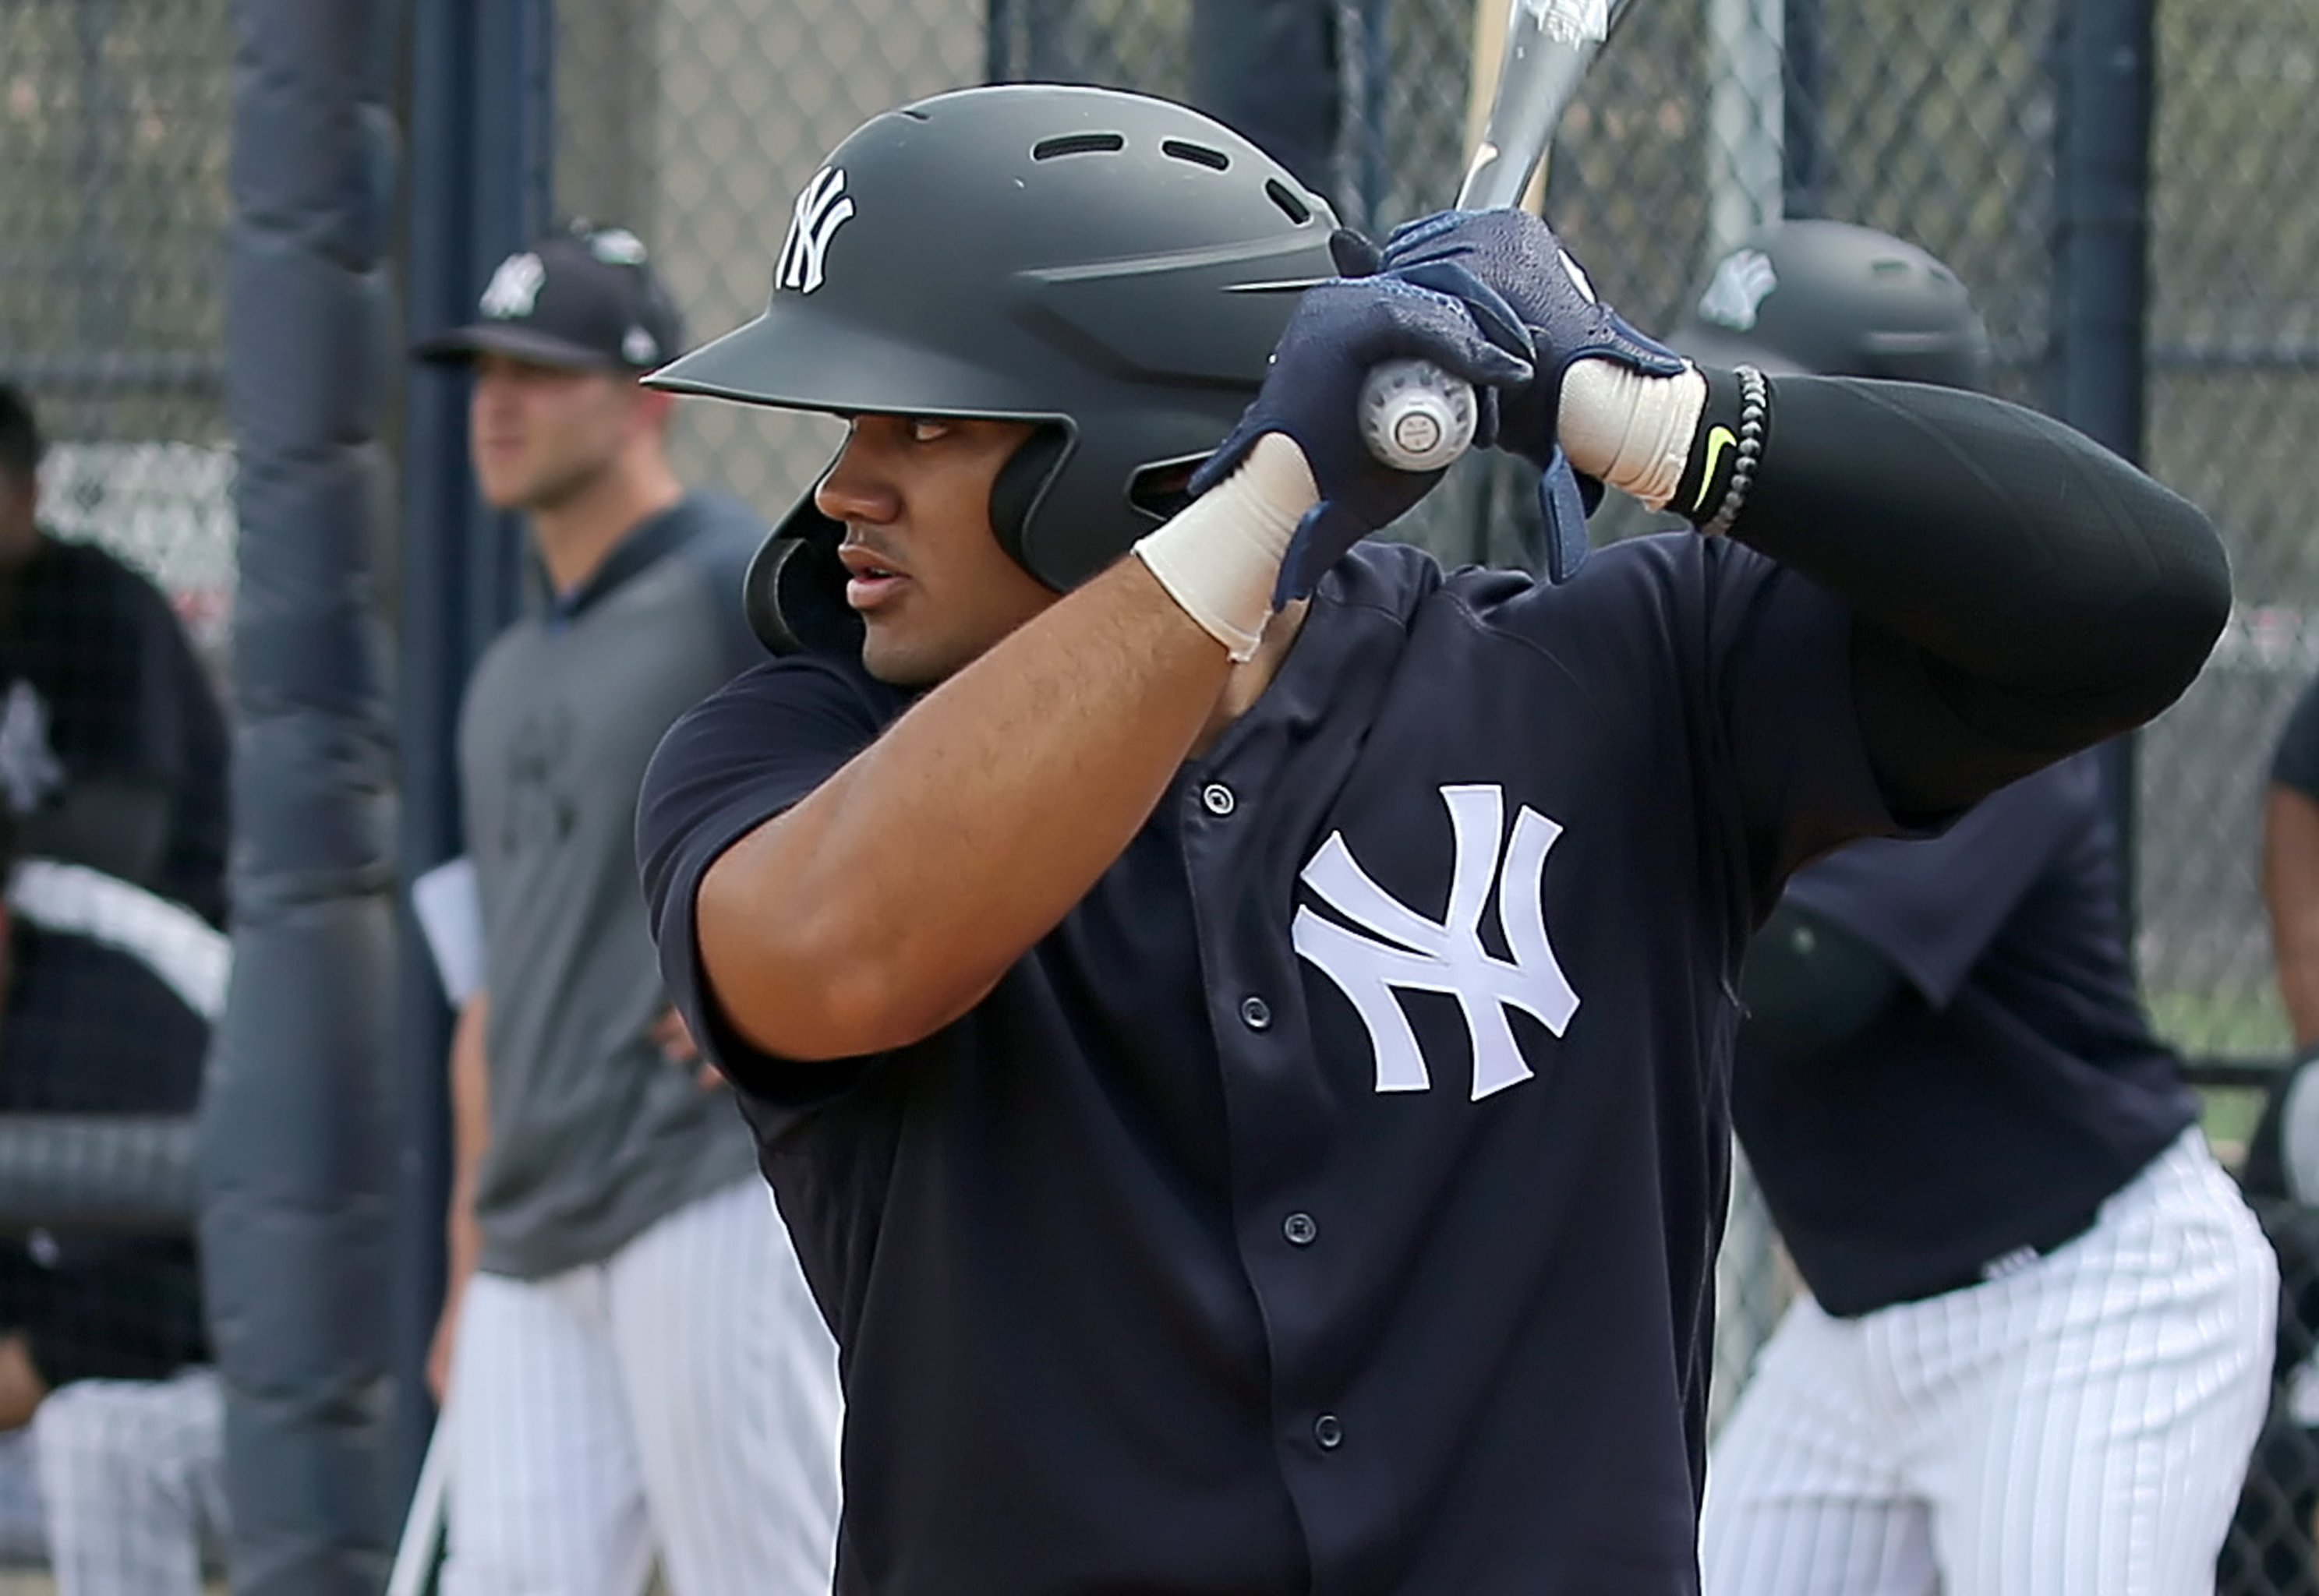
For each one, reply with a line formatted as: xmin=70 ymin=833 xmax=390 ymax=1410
xmin=1671 ymin=219 xmax=1991 ymax=393
xmin=647 ymin=84 xmax=1341 ymax=653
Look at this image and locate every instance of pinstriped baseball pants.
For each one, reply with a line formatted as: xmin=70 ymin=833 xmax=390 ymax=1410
xmin=1 ymin=1366 xmax=228 ymax=1596
xmin=1701 ymin=1128 xmax=2277 ymax=1596
xmin=440 ymin=1178 xmax=841 ymax=1596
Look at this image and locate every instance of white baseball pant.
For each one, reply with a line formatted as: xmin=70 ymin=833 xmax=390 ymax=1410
xmin=0 ymin=1367 xmax=231 ymax=1596
xmin=440 ymin=1177 xmax=841 ymax=1596
xmin=1702 ymin=1128 xmax=2277 ymax=1596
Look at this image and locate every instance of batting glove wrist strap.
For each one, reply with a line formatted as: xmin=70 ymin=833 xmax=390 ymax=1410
xmin=1134 ymin=435 xmax=1315 ymax=662
xmin=1557 ymin=359 xmax=1708 ymax=509
xmin=1670 ymin=365 xmax=1772 ymax=536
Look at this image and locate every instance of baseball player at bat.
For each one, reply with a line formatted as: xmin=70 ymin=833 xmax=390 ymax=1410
xmin=637 ymin=85 xmax=2228 ymax=1593
xmin=1683 ymin=222 xmax=2275 ymax=1596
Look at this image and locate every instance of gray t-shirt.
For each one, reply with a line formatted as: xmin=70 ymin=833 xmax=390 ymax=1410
xmin=459 ymin=492 xmax=766 ymax=1278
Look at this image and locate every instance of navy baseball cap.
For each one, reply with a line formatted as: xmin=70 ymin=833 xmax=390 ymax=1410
xmin=413 ymin=221 xmax=688 ymax=373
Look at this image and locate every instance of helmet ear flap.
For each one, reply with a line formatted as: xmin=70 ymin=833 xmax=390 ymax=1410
xmin=744 ymin=473 xmax=864 ymax=656
xmin=988 ymin=425 xmax=1072 ymax=584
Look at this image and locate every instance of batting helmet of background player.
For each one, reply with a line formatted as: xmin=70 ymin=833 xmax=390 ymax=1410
xmin=645 ymin=83 xmax=1342 ymax=655
xmin=1671 ymin=218 xmax=1992 ymax=394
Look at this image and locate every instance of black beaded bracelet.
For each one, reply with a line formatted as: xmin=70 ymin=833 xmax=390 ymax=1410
xmin=1700 ymin=364 xmax=1767 ymax=538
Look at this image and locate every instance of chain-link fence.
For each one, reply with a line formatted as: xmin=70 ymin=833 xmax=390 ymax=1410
xmin=9 ymin=0 xmax=2319 ymax=1587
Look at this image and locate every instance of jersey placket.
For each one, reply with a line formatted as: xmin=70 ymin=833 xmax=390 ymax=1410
xmin=1179 ymin=728 xmax=1402 ymax=1596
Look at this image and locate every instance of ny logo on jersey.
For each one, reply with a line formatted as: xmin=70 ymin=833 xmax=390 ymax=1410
xmin=778 ymin=168 xmax=855 ymax=296
xmin=1294 ymin=784 xmax=1579 ymax=1101
xmin=479 ymin=252 xmax=546 ymax=320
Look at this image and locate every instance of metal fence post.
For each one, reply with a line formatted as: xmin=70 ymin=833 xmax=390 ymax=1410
xmin=1781 ymin=0 xmax=1826 ymax=218
xmin=391 ymin=0 xmax=553 ymax=1515
xmin=1190 ymin=0 xmax=1342 ymax=200
xmin=2049 ymin=0 xmax=2156 ymax=932
xmin=987 ymin=0 xmax=1015 ymax=80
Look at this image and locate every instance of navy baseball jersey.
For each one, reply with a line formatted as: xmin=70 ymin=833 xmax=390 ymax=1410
xmin=640 ymin=536 xmax=1910 ymax=1594
xmin=0 ymin=886 xmax=212 ymax=1388
xmin=0 ymin=537 xmax=229 ymax=927
xmin=1736 ymin=751 xmax=2197 ymax=1317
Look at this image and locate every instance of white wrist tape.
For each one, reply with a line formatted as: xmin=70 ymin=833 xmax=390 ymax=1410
xmin=1557 ymin=360 xmax=1709 ymax=510
xmin=1132 ymin=434 xmax=1317 ymax=662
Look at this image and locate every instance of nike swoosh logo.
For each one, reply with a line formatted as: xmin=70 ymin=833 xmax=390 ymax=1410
xmin=1693 ymin=426 xmax=1737 ymax=513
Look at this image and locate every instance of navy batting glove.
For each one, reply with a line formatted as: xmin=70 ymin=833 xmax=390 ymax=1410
xmin=1381 ymin=210 xmax=1686 ymax=471
xmin=1190 ymin=270 xmax=1534 ymax=605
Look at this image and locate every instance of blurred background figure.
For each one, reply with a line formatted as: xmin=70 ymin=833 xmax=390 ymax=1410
xmin=1688 ymin=221 xmax=2275 ymax=1596
xmin=2222 ymin=690 xmax=2319 ymax=1594
xmin=0 ymin=801 xmax=227 ymax=1595
xmin=411 ymin=222 xmax=840 ymax=1596
xmin=0 ymin=387 xmax=227 ymax=930
xmin=2264 ymin=688 xmax=2319 ymax=1050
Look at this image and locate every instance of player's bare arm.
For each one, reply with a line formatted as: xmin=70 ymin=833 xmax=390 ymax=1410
xmin=427 ymin=988 xmax=487 ymax=1403
xmin=698 ymin=540 xmax=1242 ymax=1061
xmin=698 ymin=276 xmax=1531 ymax=1061
xmin=2264 ymin=783 xmax=2319 ymax=1046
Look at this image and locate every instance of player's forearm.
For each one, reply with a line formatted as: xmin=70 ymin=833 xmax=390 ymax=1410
xmin=2275 ymin=958 xmax=2319 ymax=1054
xmin=701 ymin=437 xmax=1319 ymax=1061
xmin=444 ymin=993 xmax=489 ymax=1273
xmin=2264 ymin=788 xmax=2319 ymax=1047
xmin=700 ymin=560 xmax=1234 ymax=1060
xmin=1680 ymin=370 xmax=2225 ymax=809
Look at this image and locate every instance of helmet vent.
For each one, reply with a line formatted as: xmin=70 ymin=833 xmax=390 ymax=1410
xmin=1034 ymin=132 xmax=1126 ymax=161
xmin=1265 ymin=179 xmax=1312 ymax=225
xmin=1161 ymin=139 xmax=1231 ymax=171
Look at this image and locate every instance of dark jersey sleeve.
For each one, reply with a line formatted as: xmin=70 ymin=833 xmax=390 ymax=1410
xmin=636 ymin=653 xmax=911 ymax=1106
xmin=19 ymin=549 xmax=228 ymax=923
xmin=152 ymin=605 xmax=230 ymax=927
xmin=1695 ymin=538 xmax=1917 ymax=903
xmin=0 ymin=930 xmax=213 ymax=1385
xmin=1780 ymin=758 xmax=2086 ymax=1008
xmin=2274 ymin=669 xmax=2319 ymax=803
xmin=52 ymin=551 xmax=186 ymax=783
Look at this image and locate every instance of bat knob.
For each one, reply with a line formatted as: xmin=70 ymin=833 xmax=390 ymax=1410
xmin=1359 ymin=358 xmax=1477 ymax=473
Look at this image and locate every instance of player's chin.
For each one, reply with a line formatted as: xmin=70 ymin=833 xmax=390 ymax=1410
xmin=472 ymin=466 xmax=533 ymax=512
xmin=858 ymin=620 xmax=955 ymax=690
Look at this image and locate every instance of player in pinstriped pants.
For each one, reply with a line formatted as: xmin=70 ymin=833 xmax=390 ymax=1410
xmin=414 ymin=227 xmax=839 ymax=1595
xmin=1684 ymin=221 xmax=2275 ymax=1595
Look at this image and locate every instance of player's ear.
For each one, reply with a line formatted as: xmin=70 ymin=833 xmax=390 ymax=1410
xmin=631 ymin=383 xmax=679 ymax=434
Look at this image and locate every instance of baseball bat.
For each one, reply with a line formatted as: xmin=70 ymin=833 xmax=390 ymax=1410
xmin=1358 ymin=0 xmax=1638 ymax=473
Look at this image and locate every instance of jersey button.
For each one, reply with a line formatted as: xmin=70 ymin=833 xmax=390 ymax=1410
xmin=1283 ymin=1212 xmax=1317 ymax=1246
xmin=1201 ymin=782 xmax=1236 ymax=817
xmin=1313 ymin=1414 xmax=1344 ymax=1450
xmin=1239 ymin=995 xmax=1271 ymax=1030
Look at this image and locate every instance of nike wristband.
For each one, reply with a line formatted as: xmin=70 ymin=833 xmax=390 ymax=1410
xmin=1670 ymin=365 xmax=1773 ymax=535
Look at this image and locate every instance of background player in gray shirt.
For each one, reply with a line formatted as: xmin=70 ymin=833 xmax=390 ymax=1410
xmin=413 ymin=223 xmax=838 ymax=1596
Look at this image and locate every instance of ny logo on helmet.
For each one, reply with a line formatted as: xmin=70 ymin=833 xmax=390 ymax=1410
xmin=779 ymin=168 xmax=855 ymax=296
xmin=1294 ymin=785 xmax=1579 ymax=1101
xmin=1697 ymin=248 xmax=1778 ymax=332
